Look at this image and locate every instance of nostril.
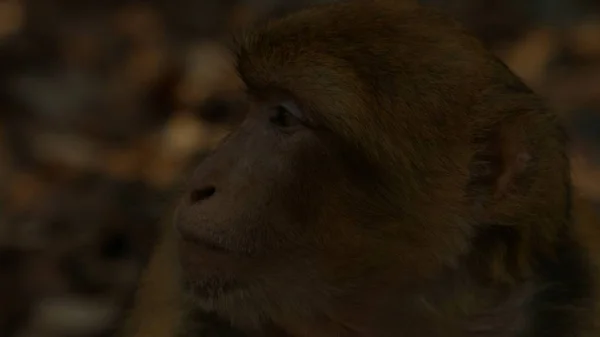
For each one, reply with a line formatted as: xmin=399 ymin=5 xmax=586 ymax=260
xmin=190 ymin=186 xmax=216 ymax=204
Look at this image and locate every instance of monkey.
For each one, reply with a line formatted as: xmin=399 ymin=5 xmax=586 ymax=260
xmin=128 ymin=1 xmax=600 ymax=336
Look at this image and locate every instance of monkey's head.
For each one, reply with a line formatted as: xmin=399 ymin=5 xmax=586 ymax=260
xmin=174 ymin=0 xmax=569 ymax=329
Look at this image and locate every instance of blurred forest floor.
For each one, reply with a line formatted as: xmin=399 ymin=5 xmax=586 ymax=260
xmin=1 ymin=0 xmax=600 ymax=336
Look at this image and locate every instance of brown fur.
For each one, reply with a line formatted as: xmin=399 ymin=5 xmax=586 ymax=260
xmin=132 ymin=1 xmax=598 ymax=336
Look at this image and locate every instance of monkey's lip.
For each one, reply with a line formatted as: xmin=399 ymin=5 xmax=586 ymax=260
xmin=176 ymin=236 xmax=252 ymax=280
xmin=179 ymin=234 xmax=232 ymax=254
xmin=175 ymin=225 xmax=233 ymax=255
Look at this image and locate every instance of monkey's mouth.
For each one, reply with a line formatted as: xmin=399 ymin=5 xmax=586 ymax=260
xmin=174 ymin=215 xmax=233 ymax=255
xmin=176 ymin=229 xmax=260 ymax=288
xmin=179 ymin=235 xmax=232 ymax=255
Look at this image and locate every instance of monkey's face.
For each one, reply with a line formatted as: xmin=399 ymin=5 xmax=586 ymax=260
xmin=173 ymin=6 xmax=482 ymax=304
xmin=175 ymin=92 xmax=365 ymax=292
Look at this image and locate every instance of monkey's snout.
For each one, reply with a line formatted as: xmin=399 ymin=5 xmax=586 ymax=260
xmin=189 ymin=186 xmax=216 ymax=204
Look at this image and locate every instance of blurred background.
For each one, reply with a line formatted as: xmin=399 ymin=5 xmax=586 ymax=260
xmin=1 ymin=0 xmax=599 ymax=336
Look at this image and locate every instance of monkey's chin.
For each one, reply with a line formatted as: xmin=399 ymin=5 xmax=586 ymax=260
xmin=177 ymin=240 xmax=251 ymax=299
xmin=181 ymin=274 xmax=241 ymax=300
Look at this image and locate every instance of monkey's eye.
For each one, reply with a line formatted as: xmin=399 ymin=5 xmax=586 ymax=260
xmin=269 ymin=101 xmax=304 ymax=128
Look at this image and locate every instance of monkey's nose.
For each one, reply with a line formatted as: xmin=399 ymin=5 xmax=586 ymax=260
xmin=189 ymin=186 xmax=216 ymax=204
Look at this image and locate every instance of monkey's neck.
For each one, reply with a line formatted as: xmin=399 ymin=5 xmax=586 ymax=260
xmin=302 ymin=270 xmax=530 ymax=337
xmin=182 ymin=244 xmax=592 ymax=337
xmin=180 ymin=229 xmax=593 ymax=337
xmin=309 ymin=233 xmax=593 ymax=337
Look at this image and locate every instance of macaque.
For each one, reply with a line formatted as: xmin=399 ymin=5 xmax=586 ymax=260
xmin=133 ymin=1 xmax=600 ymax=337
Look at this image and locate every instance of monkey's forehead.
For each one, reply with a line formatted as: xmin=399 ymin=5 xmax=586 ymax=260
xmin=234 ymin=1 xmax=497 ymax=125
xmin=231 ymin=0 xmax=512 ymax=152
